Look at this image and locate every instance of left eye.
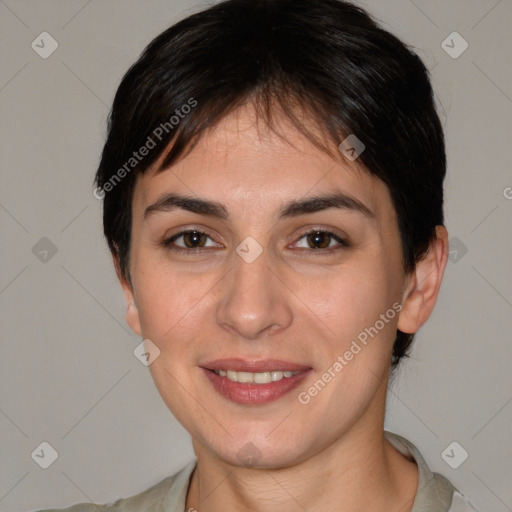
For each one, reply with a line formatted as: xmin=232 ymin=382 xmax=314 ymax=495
xmin=294 ymin=230 xmax=347 ymax=250
xmin=165 ymin=230 xmax=219 ymax=249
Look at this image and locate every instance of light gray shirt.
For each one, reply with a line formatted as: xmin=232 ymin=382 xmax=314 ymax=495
xmin=37 ymin=432 xmax=478 ymax=511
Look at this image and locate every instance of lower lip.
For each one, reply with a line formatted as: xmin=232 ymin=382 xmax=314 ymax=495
xmin=201 ymin=368 xmax=311 ymax=405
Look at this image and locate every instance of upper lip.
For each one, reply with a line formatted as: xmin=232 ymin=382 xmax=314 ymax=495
xmin=200 ymin=358 xmax=311 ymax=372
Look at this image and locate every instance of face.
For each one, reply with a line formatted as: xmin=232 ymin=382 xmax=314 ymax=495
xmin=122 ymin=104 xmax=413 ymax=469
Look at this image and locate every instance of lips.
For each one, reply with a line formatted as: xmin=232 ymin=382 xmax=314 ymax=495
xmin=200 ymin=358 xmax=312 ymax=405
xmin=200 ymin=358 xmax=311 ymax=373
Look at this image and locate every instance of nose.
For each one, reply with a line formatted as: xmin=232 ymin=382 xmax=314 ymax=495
xmin=215 ymin=249 xmax=293 ymax=340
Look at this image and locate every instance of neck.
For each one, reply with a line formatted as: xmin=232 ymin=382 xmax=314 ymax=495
xmin=186 ymin=386 xmax=418 ymax=512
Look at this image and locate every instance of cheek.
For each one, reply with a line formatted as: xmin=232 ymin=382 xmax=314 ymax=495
xmin=291 ymin=260 xmax=399 ymax=349
xmin=132 ymin=263 xmax=204 ymax=341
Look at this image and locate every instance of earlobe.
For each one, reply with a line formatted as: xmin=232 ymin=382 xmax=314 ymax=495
xmin=112 ymin=253 xmax=142 ymax=337
xmin=397 ymin=226 xmax=449 ymax=334
xmin=126 ymin=301 xmax=142 ymax=337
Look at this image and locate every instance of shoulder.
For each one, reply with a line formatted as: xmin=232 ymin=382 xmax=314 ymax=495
xmin=384 ymin=431 xmax=479 ymax=512
xmin=35 ymin=460 xmax=196 ymax=512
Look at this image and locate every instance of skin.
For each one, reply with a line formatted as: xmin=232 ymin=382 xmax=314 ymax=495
xmin=117 ymin=103 xmax=449 ymax=511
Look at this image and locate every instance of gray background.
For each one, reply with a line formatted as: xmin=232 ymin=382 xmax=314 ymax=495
xmin=0 ymin=0 xmax=511 ymax=510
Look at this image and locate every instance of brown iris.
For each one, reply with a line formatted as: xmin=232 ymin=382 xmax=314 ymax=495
xmin=307 ymin=231 xmax=331 ymax=249
xmin=183 ymin=230 xmax=207 ymax=248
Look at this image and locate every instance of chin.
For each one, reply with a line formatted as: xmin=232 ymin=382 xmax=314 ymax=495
xmin=195 ymin=427 xmax=314 ymax=470
xmin=216 ymin=444 xmax=307 ymax=470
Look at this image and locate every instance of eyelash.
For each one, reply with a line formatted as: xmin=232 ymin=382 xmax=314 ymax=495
xmin=292 ymin=229 xmax=349 ymax=253
xmin=161 ymin=228 xmax=349 ymax=254
xmin=162 ymin=229 xmax=220 ymax=254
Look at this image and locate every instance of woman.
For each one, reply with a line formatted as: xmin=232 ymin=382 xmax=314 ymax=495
xmin=41 ymin=0 xmax=478 ymax=510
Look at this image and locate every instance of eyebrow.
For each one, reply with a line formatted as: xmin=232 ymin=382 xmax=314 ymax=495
xmin=143 ymin=192 xmax=374 ymax=220
xmin=279 ymin=193 xmax=374 ymax=219
xmin=144 ymin=194 xmax=229 ymax=220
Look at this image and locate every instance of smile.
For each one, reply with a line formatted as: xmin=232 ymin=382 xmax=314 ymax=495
xmin=213 ymin=369 xmax=301 ymax=384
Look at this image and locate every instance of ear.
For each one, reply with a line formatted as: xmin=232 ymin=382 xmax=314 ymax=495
xmin=112 ymin=253 xmax=142 ymax=337
xmin=397 ymin=226 xmax=449 ymax=334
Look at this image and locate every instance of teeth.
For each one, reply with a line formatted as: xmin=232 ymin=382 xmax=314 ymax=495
xmin=271 ymin=371 xmax=283 ymax=381
xmin=237 ymin=371 xmax=254 ymax=383
xmin=214 ymin=369 xmax=301 ymax=383
xmin=254 ymin=372 xmax=271 ymax=384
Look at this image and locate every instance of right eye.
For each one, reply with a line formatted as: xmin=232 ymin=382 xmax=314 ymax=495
xmin=162 ymin=230 xmax=222 ymax=252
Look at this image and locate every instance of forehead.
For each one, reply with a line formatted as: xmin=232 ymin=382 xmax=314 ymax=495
xmin=133 ymin=104 xmax=395 ymax=222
